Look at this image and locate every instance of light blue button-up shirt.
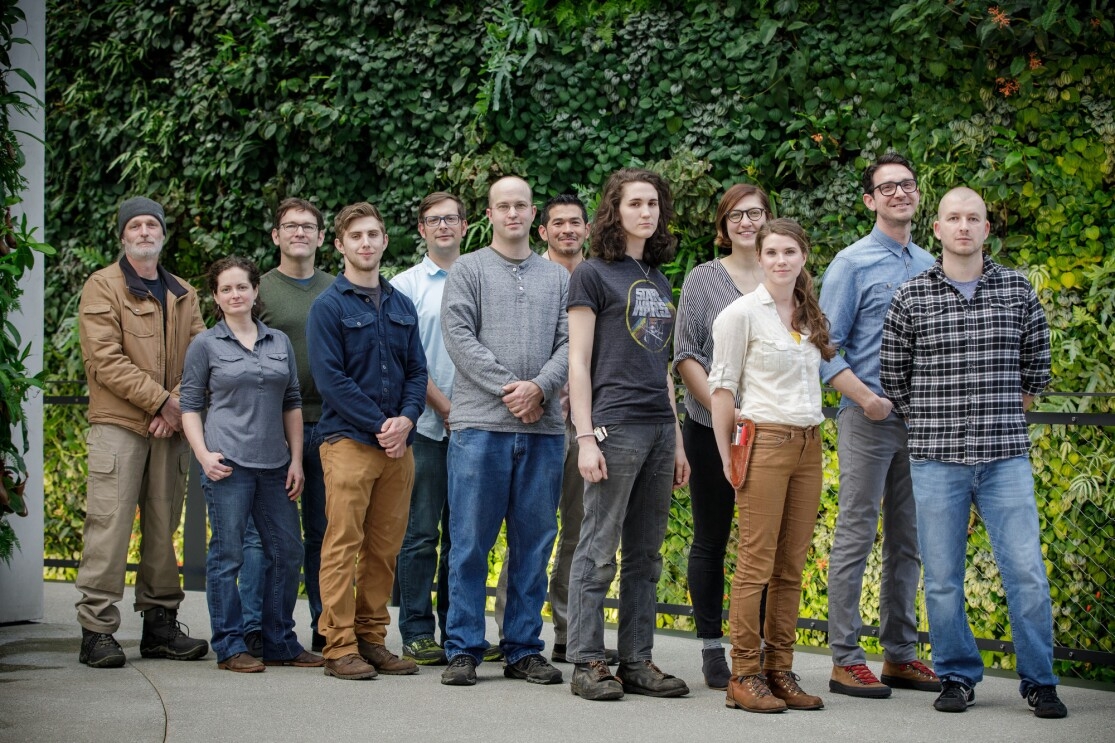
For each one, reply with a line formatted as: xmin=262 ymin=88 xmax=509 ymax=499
xmin=392 ymin=255 xmax=456 ymax=440
xmin=817 ymin=226 xmax=934 ymax=409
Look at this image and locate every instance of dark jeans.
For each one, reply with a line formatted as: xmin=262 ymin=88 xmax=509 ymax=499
xmin=395 ymin=433 xmax=451 ymax=645
xmin=202 ymin=461 xmax=304 ymax=662
xmin=567 ymin=422 xmax=674 ymax=664
xmin=241 ymin=422 xmax=326 ymax=635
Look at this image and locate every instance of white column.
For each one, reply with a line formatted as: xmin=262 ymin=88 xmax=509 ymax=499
xmin=0 ymin=0 xmax=46 ymax=622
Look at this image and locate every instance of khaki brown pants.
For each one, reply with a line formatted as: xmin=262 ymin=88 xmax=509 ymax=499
xmin=319 ymin=438 xmax=414 ymax=659
xmin=75 ymin=424 xmax=190 ymax=634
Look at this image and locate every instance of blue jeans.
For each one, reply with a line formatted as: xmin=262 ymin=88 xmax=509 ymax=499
xmin=444 ymin=429 xmax=562 ymax=665
xmin=910 ymin=456 xmax=1058 ymax=695
xmin=202 ymin=461 xmax=304 ymax=662
xmin=396 ymin=433 xmax=451 ymax=645
xmin=240 ymin=422 xmax=326 ymax=635
xmin=567 ymin=422 xmax=674 ymax=664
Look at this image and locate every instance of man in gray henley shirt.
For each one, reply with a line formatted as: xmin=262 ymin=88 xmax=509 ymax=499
xmin=439 ymin=176 xmax=569 ymax=687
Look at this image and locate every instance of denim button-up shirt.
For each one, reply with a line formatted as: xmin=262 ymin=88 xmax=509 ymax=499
xmin=818 ymin=226 xmax=934 ymax=408
xmin=307 ymin=274 xmax=427 ymax=449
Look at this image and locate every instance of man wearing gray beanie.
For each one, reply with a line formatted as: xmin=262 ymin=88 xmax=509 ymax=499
xmin=74 ymin=196 xmax=209 ymax=667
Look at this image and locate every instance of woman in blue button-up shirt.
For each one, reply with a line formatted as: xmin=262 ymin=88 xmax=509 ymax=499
xmin=181 ymin=256 xmax=321 ymax=672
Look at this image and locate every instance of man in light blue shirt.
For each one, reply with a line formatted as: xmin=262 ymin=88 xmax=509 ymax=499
xmin=391 ymin=192 xmax=467 ymax=666
xmin=818 ymin=153 xmax=938 ymax=699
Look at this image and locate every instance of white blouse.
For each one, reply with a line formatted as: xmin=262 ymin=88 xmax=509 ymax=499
xmin=707 ymin=284 xmax=823 ymax=427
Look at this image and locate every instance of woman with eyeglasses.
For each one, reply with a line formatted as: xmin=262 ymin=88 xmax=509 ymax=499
xmin=564 ymin=168 xmax=691 ymax=701
xmin=709 ymin=219 xmax=834 ymax=712
xmin=180 ymin=256 xmax=322 ymax=673
xmin=673 ymin=184 xmax=770 ymax=690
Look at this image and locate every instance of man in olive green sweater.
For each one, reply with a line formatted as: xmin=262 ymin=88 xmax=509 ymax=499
xmin=239 ymin=197 xmax=335 ymax=654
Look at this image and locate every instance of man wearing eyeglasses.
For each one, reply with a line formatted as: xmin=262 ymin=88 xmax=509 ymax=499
xmin=238 ymin=198 xmax=335 ymax=657
xmin=819 ymin=153 xmax=940 ymax=698
xmin=390 ymin=192 xmax=468 ymax=667
xmin=439 ymin=176 xmax=569 ymax=686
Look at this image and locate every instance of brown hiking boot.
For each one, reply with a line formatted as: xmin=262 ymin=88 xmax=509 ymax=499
xmin=830 ymin=663 xmax=891 ymax=698
xmin=725 ymin=674 xmax=788 ymax=713
xmin=217 ymin=652 xmax=265 ymax=673
xmin=323 ymin=653 xmax=377 ymax=680
xmin=881 ymin=659 xmax=941 ymax=691
xmin=767 ymin=670 xmax=824 ymax=709
xmin=358 ymin=640 xmax=419 ymax=675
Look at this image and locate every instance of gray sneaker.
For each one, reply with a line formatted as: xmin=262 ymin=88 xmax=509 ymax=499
xmin=504 ymin=653 xmax=562 ymax=684
xmin=441 ymin=654 xmax=478 ymax=686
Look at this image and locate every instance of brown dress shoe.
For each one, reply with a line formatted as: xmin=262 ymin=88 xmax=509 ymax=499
xmin=217 ymin=652 xmax=265 ymax=673
xmin=725 ymin=674 xmax=788 ymax=713
xmin=358 ymin=640 xmax=419 ymax=675
xmin=881 ymin=659 xmax=941 ymax=691
xmin=829 ymin=663 xmax=891 ymax=698
xmin=766 ymin=670 xmax=824 ymax=710
xmin=263 ymin=650 xmax=326 ymax=667
xmin=323 ymin=653 xmax=377 ymax=680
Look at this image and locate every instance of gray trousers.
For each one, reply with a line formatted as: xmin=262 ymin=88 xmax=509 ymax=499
xmin=826 ymin=405 xmax=921 ymax=666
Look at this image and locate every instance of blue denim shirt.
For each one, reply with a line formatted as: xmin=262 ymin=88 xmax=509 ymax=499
xmin=818 ymin=226 xmax=934 ymax=408
xmin=307 ymin=274 xmax=428 ymax=449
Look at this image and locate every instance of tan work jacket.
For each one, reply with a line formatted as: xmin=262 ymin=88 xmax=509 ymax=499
xmin=79 ymin=257 xmax=206 ymax=436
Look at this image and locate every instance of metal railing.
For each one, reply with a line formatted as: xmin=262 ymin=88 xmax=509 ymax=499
xmin=42 ymin=383 xmax=1115 ymax=678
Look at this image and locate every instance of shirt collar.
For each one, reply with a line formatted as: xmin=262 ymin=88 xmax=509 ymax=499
xmin=869 ymin=225 xmax=912 ymax=257
xmin=335 ymin=273 xmax=393 ymax=297
xmin=421 ymin=254 xmax=449 ymax=276
xmin=214 ymin=317 xmax=272 ymax=340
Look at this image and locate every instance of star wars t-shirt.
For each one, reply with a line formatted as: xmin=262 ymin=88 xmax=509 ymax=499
xmin=568 ymin=256 xmax=676 ymax=426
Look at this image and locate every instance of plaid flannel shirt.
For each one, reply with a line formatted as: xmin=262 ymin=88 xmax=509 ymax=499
xmin=880 ymin=256 xmax=1051 ymax=464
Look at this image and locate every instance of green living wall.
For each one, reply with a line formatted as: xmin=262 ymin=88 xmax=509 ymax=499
xmin=44 ymin=0 xmax=1114 ymax=677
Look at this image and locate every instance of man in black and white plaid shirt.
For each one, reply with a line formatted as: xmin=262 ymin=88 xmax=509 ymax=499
xmin=880 ymin=187 xmax=1067 ymax=720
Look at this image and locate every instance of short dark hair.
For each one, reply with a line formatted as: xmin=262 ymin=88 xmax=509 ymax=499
xmin=589 ymin=168 xmax=677 ymax=267
xmin=418 ymin=191 xmax=465 ymax=221
xmin=207 ymin=255 xmax=263 ymax=321
xmin=540 ymin=194 xmax=587 ymax=225
xmin=274 ymin=197 xmax=324 ymax=231
xmin=862 ymin=152 xmax=916 ymax=195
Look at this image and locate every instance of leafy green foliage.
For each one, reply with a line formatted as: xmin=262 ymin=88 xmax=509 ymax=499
xmin=42 ymin=0 xmax=1114 ymax=675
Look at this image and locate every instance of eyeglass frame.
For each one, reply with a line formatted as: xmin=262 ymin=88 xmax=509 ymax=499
xmin=421 ymin=214 xmax=463 ymax=228
xmin=726 ymin=208 xmax=770 ymax=223
xmin=871 ymin=179 xmax=919 ymax=197
xmin=278 ymin=222 xmax=320 ymax=235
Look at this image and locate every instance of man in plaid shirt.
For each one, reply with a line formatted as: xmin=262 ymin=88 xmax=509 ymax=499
xmin=880 ymin=187 xmax=1066 ymax=719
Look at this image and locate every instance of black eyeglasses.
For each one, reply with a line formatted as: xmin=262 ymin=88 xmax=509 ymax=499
xmin=422 ymin=215 xmax=462 ymax=227
xmin=726 ymin=208 xmax=768 ymax=223
xmin=872 ymin=179 xmax=918 ymax=197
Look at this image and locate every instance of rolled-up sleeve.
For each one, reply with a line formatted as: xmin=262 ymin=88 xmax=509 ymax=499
xmin=817 ymin=256 xmax=855 ymax=383
xmin=179 ymin=335 xmax=210 ymax=414
xmin=708 ymin=298 xmax=750 ymax=397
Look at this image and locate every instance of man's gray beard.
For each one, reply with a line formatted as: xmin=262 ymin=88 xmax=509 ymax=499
xmin=124 ymin=244 xmax=162 ymax=261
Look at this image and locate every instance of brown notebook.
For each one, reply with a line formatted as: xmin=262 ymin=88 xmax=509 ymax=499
xmin=729 ymin=418 xmax=756 ymax=490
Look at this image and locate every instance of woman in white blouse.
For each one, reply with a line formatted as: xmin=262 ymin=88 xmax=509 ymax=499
xmin=708 ymin=218 xmax=835 ymax=713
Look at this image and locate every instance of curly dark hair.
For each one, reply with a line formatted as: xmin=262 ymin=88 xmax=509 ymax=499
xmin=589 ymin=168 xmax=677 ymax=267
xmin=207 ymin=255 xmax=263 ymax=321
xmin=756 ymin=219 xmax=835 ymax=361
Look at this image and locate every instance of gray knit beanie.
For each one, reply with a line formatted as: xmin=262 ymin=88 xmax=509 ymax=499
xmin=117 ymin=197 xmax=167 ymax=237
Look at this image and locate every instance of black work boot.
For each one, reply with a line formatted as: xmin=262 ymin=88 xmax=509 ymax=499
xmin=140 ymin=607 xmax=209 ymax=660
xmin=79 ymin=628 xmax=126 ymax=668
